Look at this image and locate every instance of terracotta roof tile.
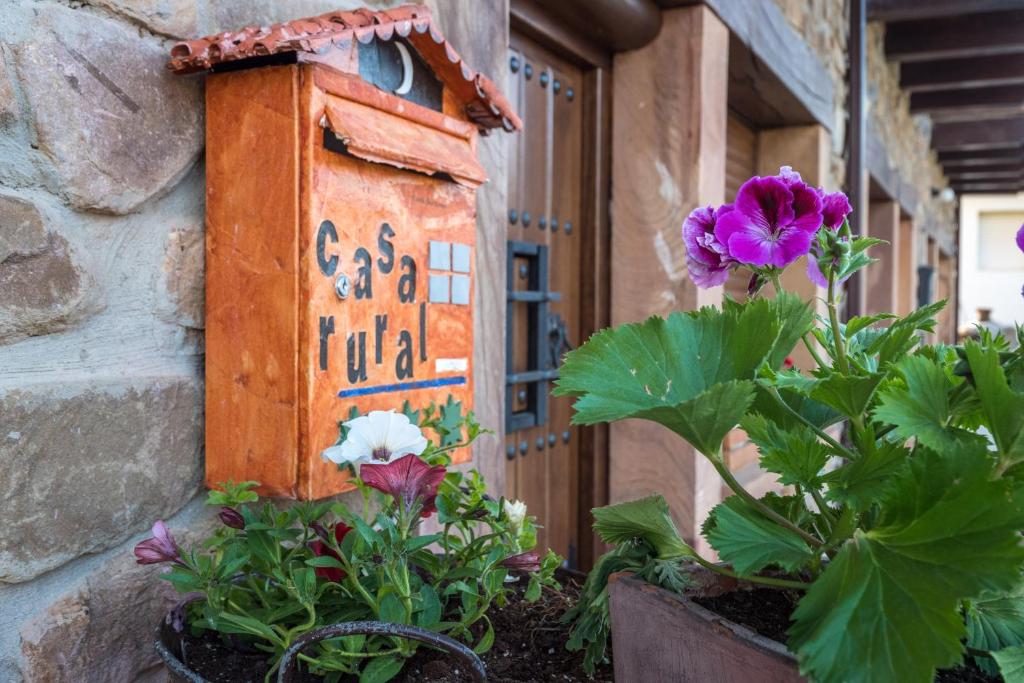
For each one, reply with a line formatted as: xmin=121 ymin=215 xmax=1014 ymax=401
xmin=167 ymin=4 xmax=520 ymax=132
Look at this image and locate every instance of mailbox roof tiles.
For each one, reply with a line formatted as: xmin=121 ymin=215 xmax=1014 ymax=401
xmin=167 ymin=4 xmax=520 ymax=132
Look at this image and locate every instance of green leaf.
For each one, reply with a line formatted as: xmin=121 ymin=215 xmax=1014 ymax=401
xmin=524 ymin=575 xmax=542 ymax=601
xmin=704 ymin=496 xmax=816 ymax=575
xmin=591 ymin=495 xmax=693 ymax=559
xmin=473 ymin=618 xmax=496 ymax=654
xmin=306 ymin=556 xmax=346 ymax=569
xmin=216 ymin=613 xmax=282 ymax=644
xmin=742 ymin=414 xmax=830 ymax=487
xmin=845 ymin=313 xmax=898 ymax=338
xmin=965 ymin=341 xmax=1024 ymax=465
xmin=967 ymin=586 xmax=1024 ymax=675
xmin=809 ymin=372 xmax=883 ymax=417
xmin=378 ymin=593 xmax=407 ymax=625
xmin=873 ymin=354 xmax=988 ymax=456
xmin=790 ymin=449 xmax=1024 ymax=683
xmin=993 ymin=645 xmax=1024 ymax=683
xmin=867 ymin=301 xmax=945 ymax=366
xmin=822 ymin=442 xmax=908 ymax=510
xmin=554 ymin=294 xmax=811 ymax=457
xmin=416 ymin=584 xmax=442 ymax=628
xmin=358 ymin=655 xmax=405 ymax=683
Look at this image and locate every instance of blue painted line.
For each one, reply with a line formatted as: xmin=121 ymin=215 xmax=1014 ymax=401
xmin=337 ymin=376 xmax=467 ymax=399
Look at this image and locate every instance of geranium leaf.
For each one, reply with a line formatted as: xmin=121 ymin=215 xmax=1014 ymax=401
xmin=809 ymin=372 xmax=884 ymax=418
xmin=555 ymin=294 xmax=811 ymax=457
xmin=873 ymin=354 xmax=988 ymax=456
xmin=359 ymin=655 xmax=405 ymax=683
xmin=822 ymin=441 xmax=908 ymax=510
xmin=964 ymin=341 xmax=1024 ymax=466
xmin=741 ymin=414 xmax=829 ymax=487
xmin=867 ymin=301 xmax=946 ymax=366
xmin=993 ymin=646 xmax=1024 ymax=683
xmin=591 ymin=495 xmax=693 ymax=560
xmin=704 ymin=496 xmax=815 ymax=575
xmin=966 ymin=586 xmax=1024 ymax=675
xmin=790 ymin=449 xmax=1024 ymax=683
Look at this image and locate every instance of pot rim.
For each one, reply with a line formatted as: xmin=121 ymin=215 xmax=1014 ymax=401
xmin=155 ymin=610 xmax=488 ymax=682
xmin=609 ymin=569 xmax=799 ymax=664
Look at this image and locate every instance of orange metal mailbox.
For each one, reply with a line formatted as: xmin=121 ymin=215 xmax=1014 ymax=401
xmin=169 ymin=5 xmax=519 ymax=499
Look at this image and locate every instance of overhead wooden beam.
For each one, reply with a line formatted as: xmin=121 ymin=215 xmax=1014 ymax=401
xmin=868 ymin=0 xmax=1024 ymax=21
xmin=944 ymin=163 xmax=1024 ymax=176
xmin=951 ymin=181 xmax=1023 ymax=193
xmin=931 ymin=117 xmax=1024 ymax=150
xmin=939 ymin=147 xmax=1024 ymax=165
xmin=947 ymin=171 xmax=1023 ymax=182
xmin=910 ymin=85 xmax=1024 ymax=115
xmin=901 ymin=54 xmax=1024 ymax=92
xmin=885 ymin=11 xmax=1024 ymax=62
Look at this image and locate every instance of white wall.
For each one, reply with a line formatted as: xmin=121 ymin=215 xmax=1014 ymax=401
xmin=959 ymin=194 xmax=1024 ymax=331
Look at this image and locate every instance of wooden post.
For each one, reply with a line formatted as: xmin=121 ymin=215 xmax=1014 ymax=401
xmin=865 ymin=199 xmax=900 ymax=314
xmin=757 ymin=125 xmax=830 ymax=370
xmin=896 ymin=215 xmax=917 ymax=315
xmin=847 ymin=0 xmax=867 ymax=318
xmin=608 ymin=5 xmax=728 ymax=551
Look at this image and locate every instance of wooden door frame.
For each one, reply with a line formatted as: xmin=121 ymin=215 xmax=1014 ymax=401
xmin=510 ymin=1 xmax=613 ymax=569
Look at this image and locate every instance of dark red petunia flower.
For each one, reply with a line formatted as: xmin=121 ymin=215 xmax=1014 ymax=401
xmin=500 ymin=551 xmax=541 ymax=573
xmin=359 ymin=453 xmax=447 ymax=519
xmin=310 ymin=522 xmax=353 ymax=582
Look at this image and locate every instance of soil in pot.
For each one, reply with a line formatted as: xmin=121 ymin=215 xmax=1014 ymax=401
xmin=693 ymin=589 xmax=999 ymax=683
xmin=173 ymin=573 xmax=613 ymax=682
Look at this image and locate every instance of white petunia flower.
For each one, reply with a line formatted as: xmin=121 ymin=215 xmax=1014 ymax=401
xmin=321 ymin=410 xmax=428 ymax=470
xmin=503 ymin=499 xmax=528 ymax=532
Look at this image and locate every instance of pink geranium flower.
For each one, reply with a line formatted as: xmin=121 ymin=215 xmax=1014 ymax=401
xmin=820 ymin=191 xmax=853 ymax=230
xmin=360 ymin=454 xmax=447 ymax=518
xmin=1017 ymin=223 xmax=1024 ymax=253
xmin=714 ymin=169 xmax=823 ymax=268
xmin=682 ymin=205 xmax=735 ymax=288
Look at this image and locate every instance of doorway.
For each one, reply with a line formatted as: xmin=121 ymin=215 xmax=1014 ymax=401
xmin=503 ymin=27 xmax=610 ymax=569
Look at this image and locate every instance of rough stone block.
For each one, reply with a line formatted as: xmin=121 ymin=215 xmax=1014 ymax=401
xmin=0 ymin=378 xmax=203 ymax=582
xmin=93 ymin=0 xmax=199 ymax=39
xmin=18 ymin=506 xmax=216 ymax=682
xmin=12 ymin=4 xmax=202 ymax=214
xmin=159 ymin=225 xmax=204 ymax=329
xmin=0 ymin=193 xmax=102 ymax=344
xmin=0 ymin=48 xmax=19 ymax=129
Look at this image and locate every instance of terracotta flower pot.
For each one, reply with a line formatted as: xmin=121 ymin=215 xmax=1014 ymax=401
xmin=607 ymin=568 xmax=803 ymax=683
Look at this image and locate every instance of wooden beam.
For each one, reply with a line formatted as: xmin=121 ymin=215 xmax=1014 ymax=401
xmin=944 ymin=163 xmax=1024 ymax=176
xmin=939 ymin=147 xmax=1024 ymax=165
xmin=868 ymin=0 xmax=1024 ymax=21
xmin=901 ymin=54 xmax=1024 ymax=92
xmin=931 ymin=117 xmax=1024 ymax=150
xmin=885 ymin=11 xmax=1024 ymax=62
xmin=952 ymin=182 xmax=1023 ymax=193
xmin=909 ymin=85 xmax=1024 ymax=115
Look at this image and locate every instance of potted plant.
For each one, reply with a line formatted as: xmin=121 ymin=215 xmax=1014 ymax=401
xmin=559 ymin=168 xmax=1024 ymax=682
xmin=135 ymin=401 xmax=562 ymax=682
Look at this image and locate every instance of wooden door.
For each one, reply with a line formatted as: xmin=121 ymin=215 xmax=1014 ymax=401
xmin=504 ymin=33 xmax=587 ymax=565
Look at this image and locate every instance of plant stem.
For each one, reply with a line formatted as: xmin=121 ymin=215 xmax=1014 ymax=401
xmin=691 ymin=554 xmax=810 ymax=591
xmin=827 ymin=271 xmax=850 ymax=374
xmin=766 ymin=387 xmax=859 ymax=461
xmin=715 ymin=460 xmax=823 ymax=547
xmin=802 ymin=333 xmax=828 ymax=369
xmin=810 ymin=488 xmax=836 ymax=528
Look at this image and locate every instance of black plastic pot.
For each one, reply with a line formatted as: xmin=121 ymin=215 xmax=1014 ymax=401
xmin=155 ymin=612 xmax=487 ymax=682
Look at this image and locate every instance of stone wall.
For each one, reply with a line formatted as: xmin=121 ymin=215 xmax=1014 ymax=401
xmin=776 ymin=0 xmax=957 ymax=244
xmin=0 ymin=0 xmax=507 ymax=680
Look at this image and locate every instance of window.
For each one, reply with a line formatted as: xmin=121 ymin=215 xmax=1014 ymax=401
xmin=978 ymin=211 xmax=1024 ymax=271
